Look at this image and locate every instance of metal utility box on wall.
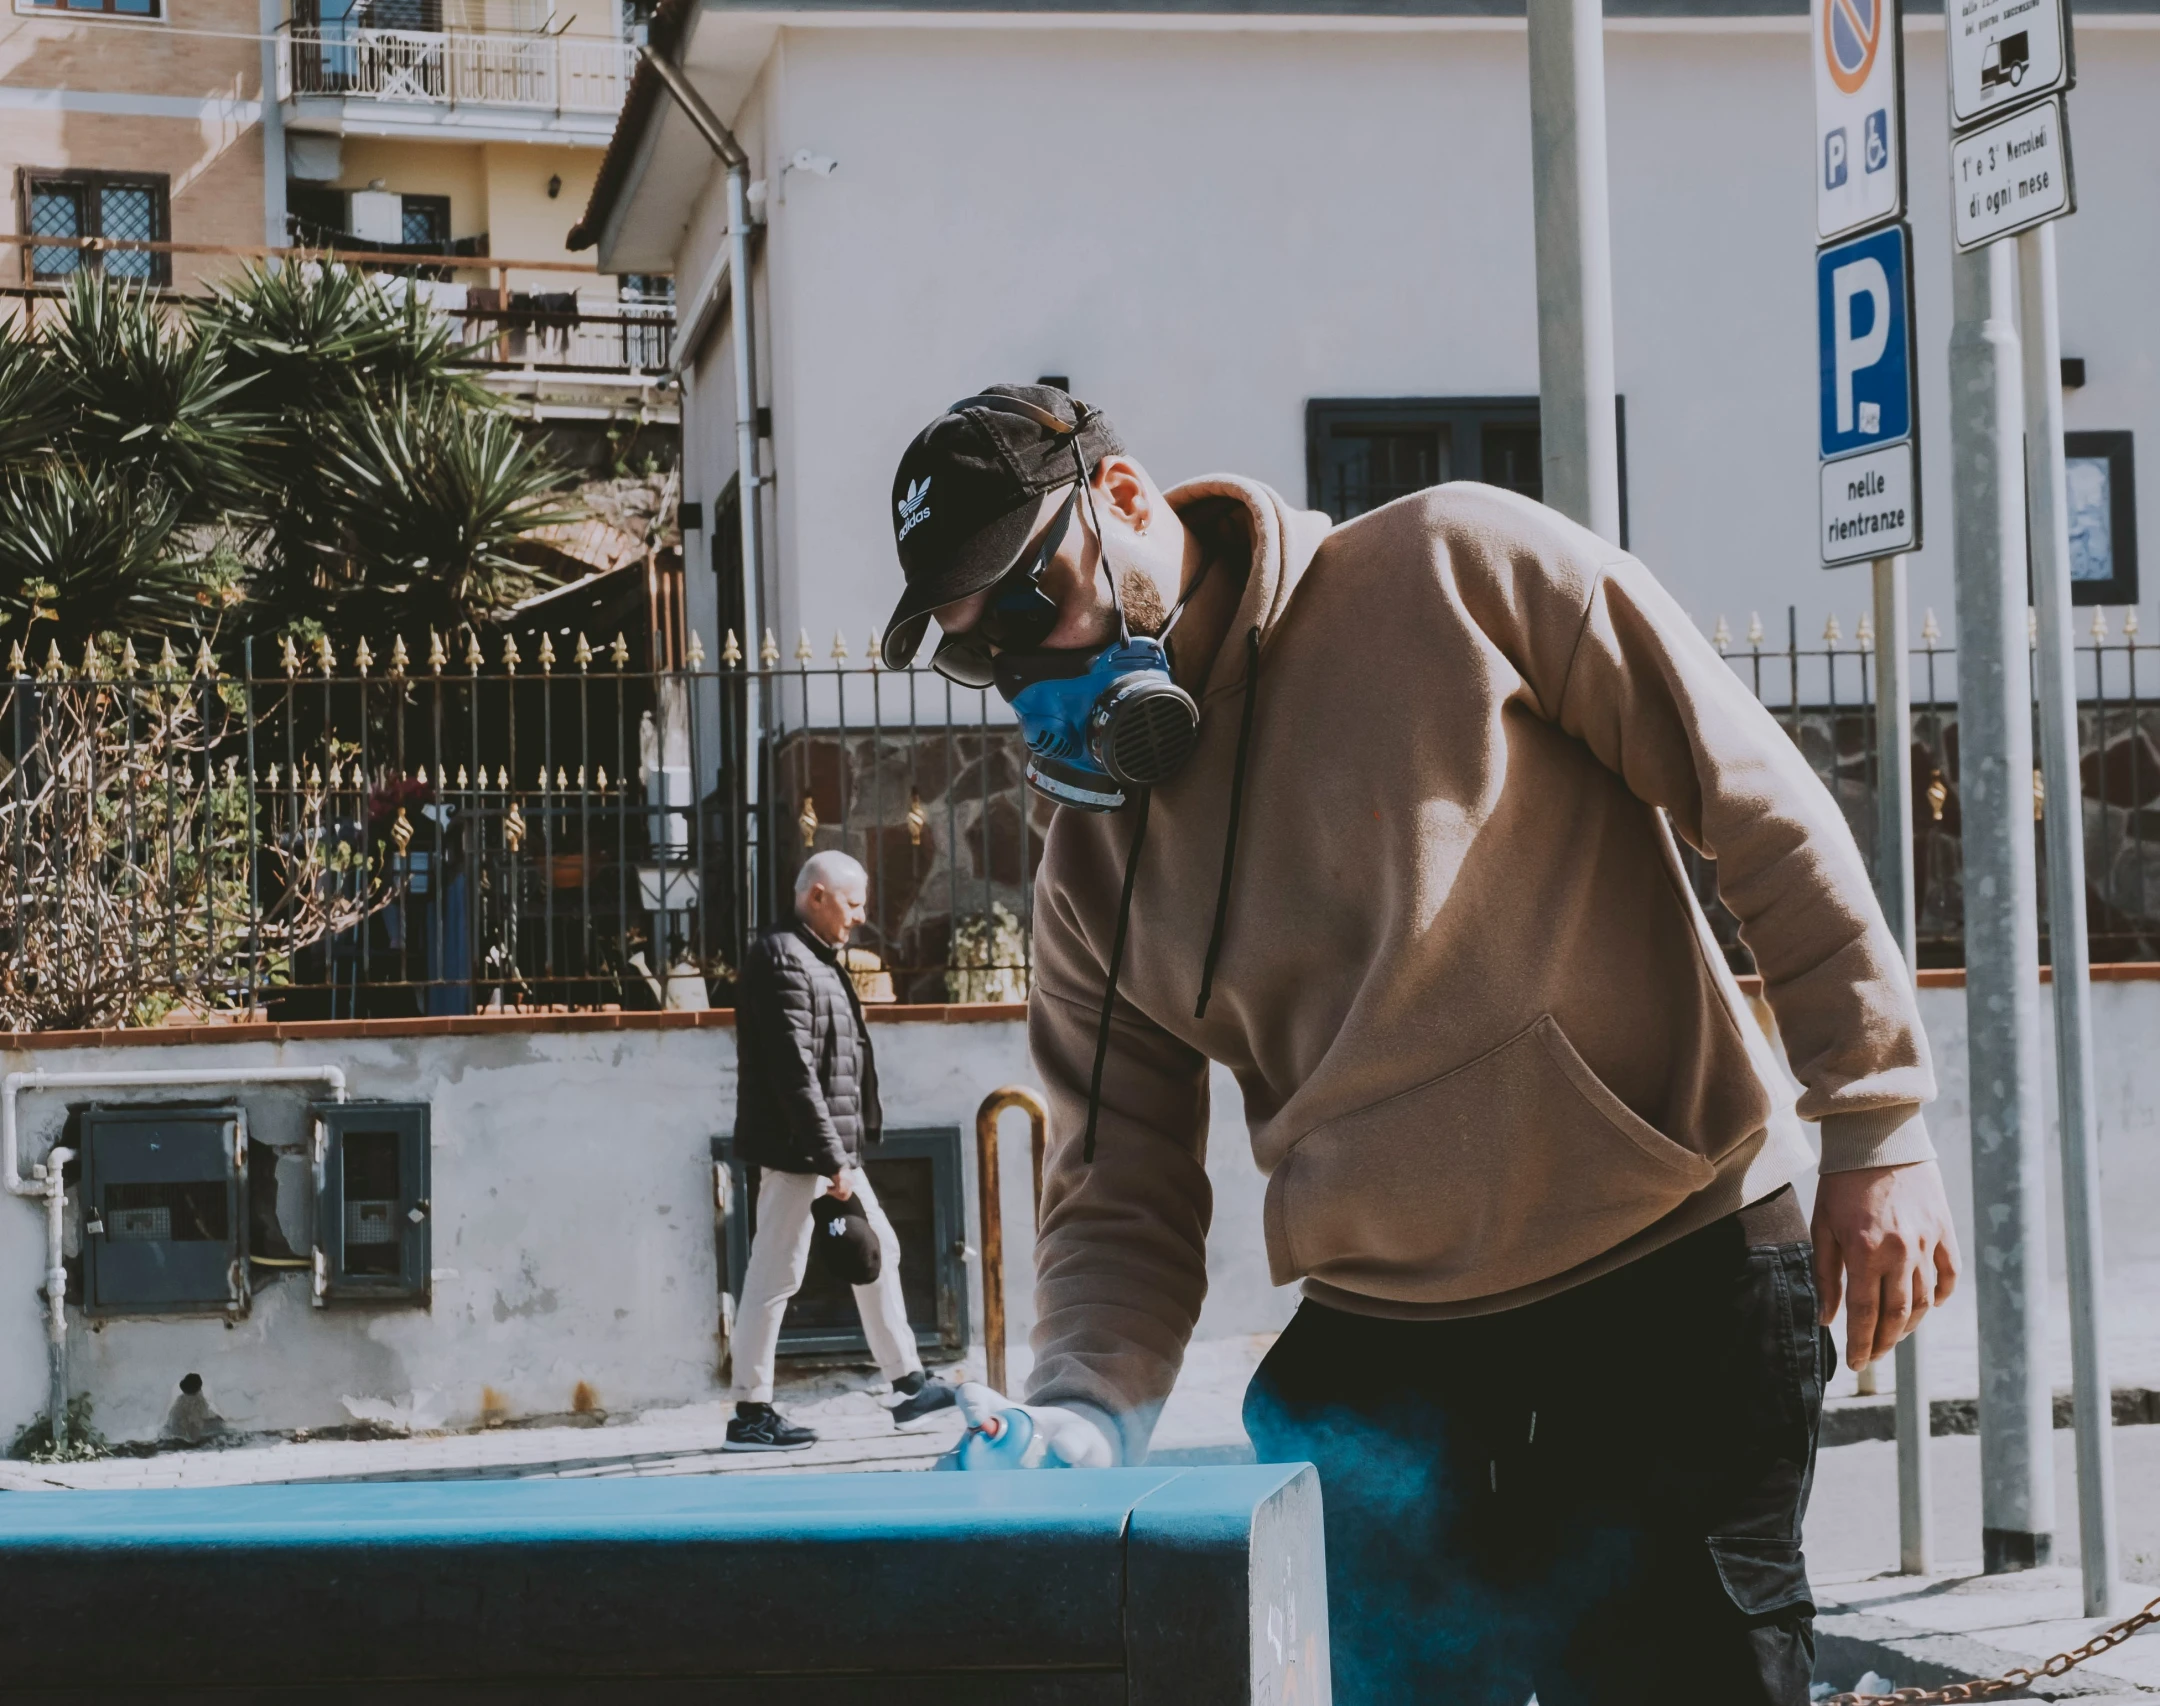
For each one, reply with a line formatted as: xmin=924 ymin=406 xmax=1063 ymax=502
xmin=312 ymin=1102 xmax=430 ymax=1304
xmin=713 ymin=1126 xmax=968 ymax=1358
xmin=81 ymin=1107 xmax=247 ymax=1316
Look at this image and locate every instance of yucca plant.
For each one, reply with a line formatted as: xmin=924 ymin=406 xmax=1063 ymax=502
xmin=0 ymin=327 xmax=64 ymax=476
xmin=0 ymin=463 xmax=203 ymax=653
xmin=43 ymin=272 xmax=263 ymax=522
xmin=322 ymin=387 xmax=581 ymax=639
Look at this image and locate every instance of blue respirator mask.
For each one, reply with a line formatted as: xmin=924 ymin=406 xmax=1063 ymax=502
xmin=929 ymin=424 xmax=1208 ymax=812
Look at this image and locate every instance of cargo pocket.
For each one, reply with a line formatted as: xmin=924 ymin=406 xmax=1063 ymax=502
xmin=1706 ymin=1535 xmax=1816 ymax=1702
xmin=1705 ymin=1536 xmax=1814 ymax=1620
xmin=1271 ymin=1014 xmax=1718 ymax=1301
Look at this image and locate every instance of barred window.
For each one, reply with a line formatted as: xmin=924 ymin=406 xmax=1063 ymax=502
xmin=25 ymin=0 xmax=161 ymax=17
xmin=19 ymin=170 xmax=170 ymax=285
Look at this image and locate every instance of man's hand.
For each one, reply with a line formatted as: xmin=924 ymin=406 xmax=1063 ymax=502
xmin=952 ymin=1383 xmax=1115 ymax=1469
xmin=1812 ymin=1160 xmax=1960 ymax=1370
xmin=826 ymin=1171 xmax=852 ymax=1202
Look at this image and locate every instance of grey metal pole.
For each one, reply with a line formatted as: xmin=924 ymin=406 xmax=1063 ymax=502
xmin=259 ymin=0 xmax=289 ymax=250
xmin=1527 ymin=0 xmax=1622 ymax=545
xmin=726 ymin=164 xmax=771 ymax=928
xmin=1873 ymin=554 xmax=1933 ymax=1575
xmin=2019 ymin=220 xmax=2119 ymax=1615
xmin=1949 ymin=238 xmax=2055 ymax=1573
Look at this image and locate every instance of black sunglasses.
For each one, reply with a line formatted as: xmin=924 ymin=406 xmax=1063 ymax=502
xmin=929 ymin=482 xmax=1082 ymax=688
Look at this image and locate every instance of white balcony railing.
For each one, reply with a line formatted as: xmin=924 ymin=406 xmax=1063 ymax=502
xmin=280 ymin=28 xmax=636 ymax=115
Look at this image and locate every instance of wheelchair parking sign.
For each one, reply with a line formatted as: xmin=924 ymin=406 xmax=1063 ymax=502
xmin=1814 ymin=0 xmax=1905 ymax=239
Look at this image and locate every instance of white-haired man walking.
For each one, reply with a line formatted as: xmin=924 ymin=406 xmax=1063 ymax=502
xmin=725 ymin=850 xmax=956 ymax=1449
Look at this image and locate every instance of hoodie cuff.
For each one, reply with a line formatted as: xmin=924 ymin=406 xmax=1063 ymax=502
xmin=1818 ymin=1105 xmax=1935 ymax=1173
xmin=1055 ymin=1400 xmax=1129 ymax=1467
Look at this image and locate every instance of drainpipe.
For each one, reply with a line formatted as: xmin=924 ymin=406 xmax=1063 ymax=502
xmin=4 ymin=1064 xmax=349 ymax=1450
xmin=640 ymin=42 xmax=769 ymax=919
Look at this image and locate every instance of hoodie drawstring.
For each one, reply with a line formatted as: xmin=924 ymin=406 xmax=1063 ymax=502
xmin=1081 ymin=785 xmax=1152 ymax=1164
xmin=1195 ymin=626 xmax=1262 ymax=1020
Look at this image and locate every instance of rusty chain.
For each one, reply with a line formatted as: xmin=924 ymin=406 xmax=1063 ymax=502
xmin=1820 ymin=1586 xmax=2160 ymax=1704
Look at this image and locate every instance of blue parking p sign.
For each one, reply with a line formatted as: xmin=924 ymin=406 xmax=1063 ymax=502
xmin=1818 ymin=223 xmax=1915 ymax=460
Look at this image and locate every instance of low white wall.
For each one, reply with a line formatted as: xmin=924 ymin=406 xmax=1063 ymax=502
xmin=0 ymin=1016 xmax=1295 ymax=1446
xmin=5 ymin=976 xmax=2145 ymax=1447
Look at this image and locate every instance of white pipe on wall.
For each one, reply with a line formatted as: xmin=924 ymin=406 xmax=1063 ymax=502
xmin=4 ymin=1064 xmax=349 ymax=1449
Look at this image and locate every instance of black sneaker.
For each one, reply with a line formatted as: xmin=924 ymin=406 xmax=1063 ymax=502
xmin=889 ymin=1375 xmax=957 ymax=1431
xmin=724 ymin=1403 xmax=817 ymax=1452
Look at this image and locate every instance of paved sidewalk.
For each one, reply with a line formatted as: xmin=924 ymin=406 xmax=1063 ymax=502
xmin=1814 ymin=1568 xmax=2160 ymax=1700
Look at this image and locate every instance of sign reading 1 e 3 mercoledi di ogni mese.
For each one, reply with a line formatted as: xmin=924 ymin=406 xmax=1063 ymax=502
xmin=1817 ymin=223 xmax=1921 ymax=567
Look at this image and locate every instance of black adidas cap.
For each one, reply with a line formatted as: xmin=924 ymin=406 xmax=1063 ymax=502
xmin=880 ymin=385 xmax=1125 ymax=671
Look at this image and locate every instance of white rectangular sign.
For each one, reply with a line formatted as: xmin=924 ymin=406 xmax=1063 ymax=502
xmin=1948 ymin=0 xmax=2070 ymax=131
xmin=1815 ymin=0 xmax=1905 ymax=239
xmin=1822 ymin=442 xmax=1919 ymax=565
xmin=1952 ymin=95 xmax=2074 ymax=251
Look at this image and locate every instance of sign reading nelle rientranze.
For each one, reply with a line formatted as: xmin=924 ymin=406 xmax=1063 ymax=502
xmin=1818 ymin=223 xmax=1921 ymax=565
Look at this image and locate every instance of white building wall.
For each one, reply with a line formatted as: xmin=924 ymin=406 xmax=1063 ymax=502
xmin=677 ymin=16 xmax=2160 ymax=663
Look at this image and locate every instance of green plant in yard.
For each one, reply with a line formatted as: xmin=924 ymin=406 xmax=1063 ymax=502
xmin=8 ymin=1394 xmax=110 ymax=1463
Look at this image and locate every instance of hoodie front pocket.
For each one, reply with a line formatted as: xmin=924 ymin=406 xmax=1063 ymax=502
xmin=1273 ymin=1014 xmax=1719 ymax=1302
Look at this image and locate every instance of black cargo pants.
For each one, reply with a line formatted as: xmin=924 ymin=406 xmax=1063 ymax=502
xmin=1244 ymin=1188 xmax=1828 ymax=1706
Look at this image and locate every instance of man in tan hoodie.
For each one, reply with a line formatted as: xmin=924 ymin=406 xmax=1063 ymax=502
xmin=880 ymin=386 xmax=1959 ymax=1705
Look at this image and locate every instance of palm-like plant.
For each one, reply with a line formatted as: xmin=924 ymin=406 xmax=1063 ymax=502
xmin=0 ymin=462 xmax=201 ymax=653
xmin=0 ymin=328 xmax=64 ymax=475
xmin=323 ymin=388 xmax=582 ymax=638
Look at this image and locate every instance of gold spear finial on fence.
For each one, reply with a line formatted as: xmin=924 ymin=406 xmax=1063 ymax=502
xmin=575 ymin=632 xmax=593 ymax=671
xmin=1711 ymin=616 xmax=1731 ymax=654
xmin=466 ymin=632 xmax=485 ymax=671
xmin=267 ymin=762 xmax=282 ymax=789
xmin=1746 ymin=612 xmax=1764 ymax=650
xmin=119 ymin=637 xmax=138 ymax=677
xmin=609 ymin=632 xmax=630 ymax=669
xmin=595 ymin=765 xmax=609 ymax=789
xmin=80 ymin=637 xmax=101 ymax=676
xmin=315 ymin=634 xmax=334 ymax=676
xmin=501 ymin=634 xmax=520 ymax=674
xmin=42 ymin=640 xmax=64 ymax=680
xmin=153 ymin=636 xmax=177 ymax=678
xmin=537 ymin=765 xmax=549 ymax=790
xmin=1922 ymin=608 xmax=1941 ymax=648
xmin=2092 ymin=609 xmax=2110 ymax=644
xmin=722 ymin=629 xmax=742 ymax=667
xmin=456 ymin=764 xmax=470 ymax=787
xmin=2129 ymin=610 xmax=2143 ymax=639
xmin=280 ymin=633 xmax=300 ymax=676
xmin=1823 ymin=614 xmax=1842 ymax=645
xmin=538 ymin=633 xmax=555 ymax=672
xmin=867 ymin=629 xmax=882 ymax=670
xmin=496 ymin=765 xmax=510 ymax=789
xmin=416 ymin=765 xmax=429 ymax=787
xmin=687 ymin=631 xmax=706 ymax=669
xmin=353 ymin=637 xmax=373 ymax=677
xmin=791 ymin=629 xmax=811 ymax=663
xmin=307 ymin=762 xmax=323 ymax=788
xmin=831 ymin=629 xmax=849 ymax=662
xmin=556 ymin=766 xmax=568 ymax=789
xmin=388 ymin=635 xmax=409 ymax=677
xmin=1856 ymin=613 xmax=1874 ymax=652
xmin=7 ymin=641 xmax=24 ymax=676
xmin=575 ymin=765 xmax=586 ymax=788
xmin=760 ymin=629 xmax=779 ymax=667
xmin=428 ymin=630 xmax=447 ymax=673
xmin=195 ymin=638 xmax=219 ymax=679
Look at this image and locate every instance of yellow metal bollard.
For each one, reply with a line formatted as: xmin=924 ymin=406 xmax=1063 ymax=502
xmin=975 ymin=1085 xmax=1047 ymax=1397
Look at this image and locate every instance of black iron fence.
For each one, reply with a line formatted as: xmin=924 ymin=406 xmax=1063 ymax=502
xmin=3 ymin=611 xmax=2156 ymax=1030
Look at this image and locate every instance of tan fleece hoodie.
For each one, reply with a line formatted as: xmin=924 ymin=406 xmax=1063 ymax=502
xmin=1021 ymin=479 xmax=1936 ymax=1463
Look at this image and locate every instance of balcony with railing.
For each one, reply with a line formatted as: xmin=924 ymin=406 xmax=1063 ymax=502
xmin=277 ymin=26 xmax=636 ymax=124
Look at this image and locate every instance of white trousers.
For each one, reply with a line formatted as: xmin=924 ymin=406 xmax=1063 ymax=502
xmin=730 ymin=1164 xmax=921 ymax=1404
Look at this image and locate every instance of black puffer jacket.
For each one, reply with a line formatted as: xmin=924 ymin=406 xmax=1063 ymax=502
xmin=734 ymin=921 xmax=882 ymax=1174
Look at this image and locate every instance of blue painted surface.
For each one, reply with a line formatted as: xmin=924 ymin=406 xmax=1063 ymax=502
xmin=0 ymin=1464 xmax=1327 ymax=1704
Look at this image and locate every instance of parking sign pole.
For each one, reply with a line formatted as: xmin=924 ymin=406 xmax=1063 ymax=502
xmin=1527 ymin=0 xmax=1623 ymax=545
xmin=1869 ymin=550 xmax=1933 ymax=1574
xmin=2018 ymin=220 xmax=2119 ymax=1616
xmin=1948 ymin=237 xmax=2056 ymax=1575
